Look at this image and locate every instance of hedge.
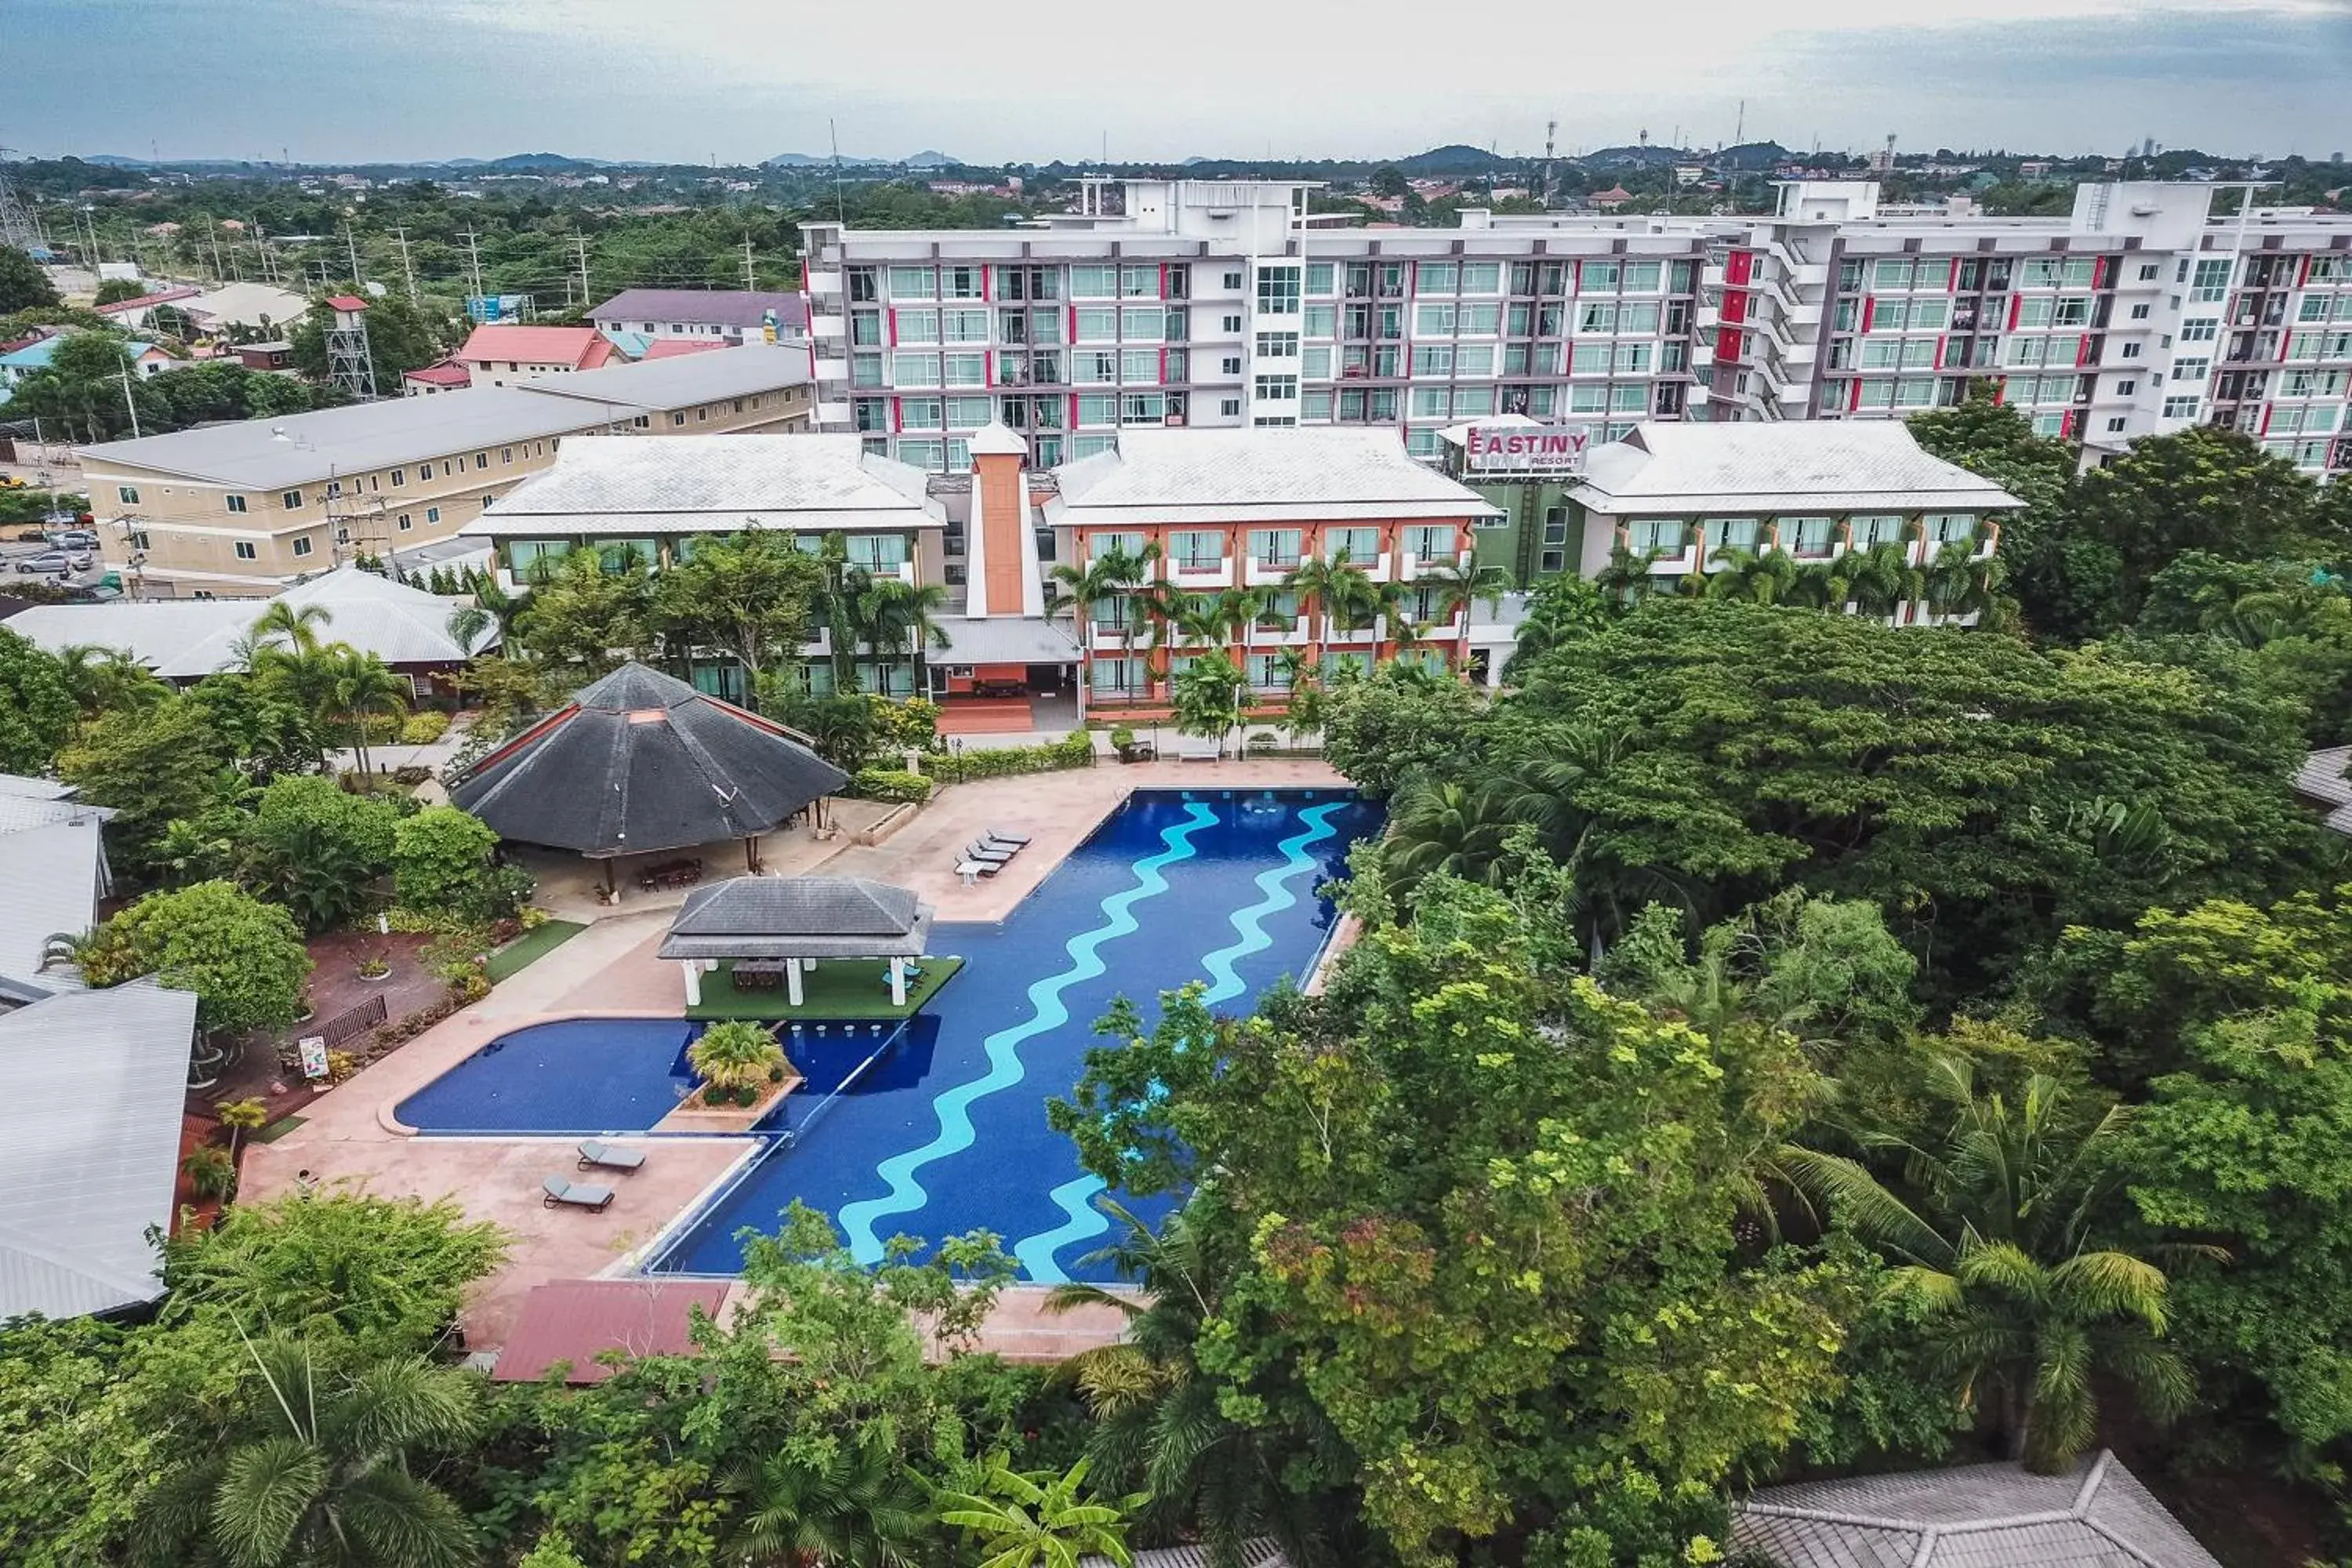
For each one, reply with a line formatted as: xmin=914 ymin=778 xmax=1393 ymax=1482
xmin=399 ymin=711 xmax=451 ymax=745
xmin=917 ymin=731 xmax=1094 ymax=784
xmin=848 ymin=768 xmax=935 ymax=804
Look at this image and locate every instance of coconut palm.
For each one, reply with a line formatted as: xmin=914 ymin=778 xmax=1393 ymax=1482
xmin=1923 ymin=538 xmax=2013 ymax=627
xmin=688 ymin=1020 xmax=787 ymax=1095
xmin=130 ymin=1334 xmax=478 ymax=1568
xmin=249 ymin=599 xmax=335 ymax=659
xmin=329 ymin=649 xmax=409 ymax=779
xmin=937 ymin=1457 xmax=1144 ymax=1568
xmin=1846 ymin=539 xmax=1928 ymax=620
xmin=1788 ymin=556 xmax=1860 ymax=613
xmin=1781 ymin=1058 xmax=2209 ymax=1470
xmin=1702 ymin=546 xmax=1804 ymax=605
xmin=1282 ymin=550 xmax=1382 ymax=635
xmin=1592 ymin=545 xmax=1668 ymax=608
xmin=722 ymin=1439 xmax=930 ymax=1568
xmin=859 ymin=578 xmax=953 ymax=695
xmin=1381 ymin=778 xmax=1523 ymax=897
xmin=1050 ymin=546 xmax=1156 ymax=713
xmin=53 ymin=643 xmax=169 ymax=716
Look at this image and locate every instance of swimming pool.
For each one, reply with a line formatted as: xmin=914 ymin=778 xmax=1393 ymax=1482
xmin=399 ymin=787 xmax=1380 ymax=1283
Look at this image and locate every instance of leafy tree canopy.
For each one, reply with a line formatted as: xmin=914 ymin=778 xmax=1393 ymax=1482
xmin=76 ymin=879 xmax=311 ymax=1036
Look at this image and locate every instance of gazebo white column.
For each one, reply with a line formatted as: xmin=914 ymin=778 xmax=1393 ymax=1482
xmin=888 ymin=956 xmax=907 ymax=1008
xmin=681 ymin=961 xmax=702 ymax=1005
xmin=786 ymin=958 xmax=804 ymax=1007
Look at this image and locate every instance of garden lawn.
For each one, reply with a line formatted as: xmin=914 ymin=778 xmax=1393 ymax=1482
xmin=485 ymin=919 xmax=588 ymax=984
xmin=688 ymin=956 xmax=964 ymax=1020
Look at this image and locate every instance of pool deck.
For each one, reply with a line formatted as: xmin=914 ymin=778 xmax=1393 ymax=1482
xmin=240 ymin=758 xmax=1348 ymax=1361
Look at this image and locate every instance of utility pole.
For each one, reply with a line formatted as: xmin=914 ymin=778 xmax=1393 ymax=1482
xmin=118 ymin=362 xmax=142 ymax=439
xmin=343 ymin=223 xmax=362 ymax=289
xmin=573 ymin=235 xmax=592 ymax=312
xmin=461 ymin=228 xmax=485 ymax=303
xmin=393 ymin=225 xmax=419 ymax=302
xmin=207 ymin=217 xmax=227 ymax=283
xmin=742 ymin=235 xmax=757 ymax=290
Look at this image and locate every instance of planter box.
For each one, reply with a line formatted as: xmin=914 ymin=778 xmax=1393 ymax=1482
xmin=652 ymin=1073 xmax=802 ymax=1135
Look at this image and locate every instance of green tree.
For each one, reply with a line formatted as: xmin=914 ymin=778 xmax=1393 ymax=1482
xmin=1051 ymin=881 xmax=1861 ymax=1566
xmin=92 ymin=276 xmax=147 ymax=305
xmin=1169 ymin=652 xmax=1247 ymax=755
xmin=390 ymin=806 xmax=513 ymax=918
xmin=327 ymin=648 xmax=408 ymax=778
xmin=1784 ymin=1058 xmax=2201 ymax=1470
xmin=75 ymin=880 xmax=312 ymax=1037
xmin=50 ymin=643 xmax=170 ymax=717
xmin=721 ymin=1439 xmax=929 ymax=1568
xmin=1905 ymin=385 xmax=2087 ymax=637
xmin=1500 ymin=573 xmax=1609 ymax=681
xmin=56 ymin=695 xmax=243 ymax=878
xmin=938 ymin=1457 xmax=1142 ymax=1568
xmin=856 ymin=577 xmax=953 ymax=694
xmin=1316 ymin=661 xmax=1485 ymax=797
xmin=2072 ymin=426 xmax=2321 ymax=630
xmin=237 ymin=775 xmax=403 ymax=933
xmin=132 ymin=1335 xmax=479 ymax=1568
xmin=0 ymin=245 xmax=60 ymax=313
xmin=688 ymin=1020 xmax=787 ymax=1098
xmin=0 ymin=626 xmax=76 ymax=773
xmin=514 ymin=548 xmax=655 ymax=675
xmin=649 ymin=526 xmax=825 ymax=702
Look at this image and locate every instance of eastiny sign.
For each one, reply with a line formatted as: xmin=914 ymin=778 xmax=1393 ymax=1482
xmin=1463 ymin=423 xmax=1593 ymax=472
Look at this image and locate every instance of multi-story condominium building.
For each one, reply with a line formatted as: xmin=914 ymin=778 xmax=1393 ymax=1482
xmin=76 ymin=347 xmax=815 ymax=597
xmin=800 ymin=177 xmax=2352 ymax=488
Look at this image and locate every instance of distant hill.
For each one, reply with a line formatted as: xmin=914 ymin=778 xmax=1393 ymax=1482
xmin=902 ymin=150 xmax=955 ymax=169
xmin=1396 ymin=145 xmax=1514 ymax=175
xmin=762 ymin=151 xmax=960 ymax=169
xmin=1715 ymin=141 xmax=1793 ymax=171
xmin=1584 ymin=144 xmax=1686 ymax=168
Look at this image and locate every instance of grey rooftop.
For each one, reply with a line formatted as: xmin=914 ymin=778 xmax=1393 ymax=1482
xmin=659 ymin=875 xmax=935 ymax=960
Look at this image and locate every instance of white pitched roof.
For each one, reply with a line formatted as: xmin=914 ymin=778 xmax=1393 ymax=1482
xmin=0 ymin=790 xmax=109 ymax=977
xmin=1045 ymin=427 xmax=1501 ymax=526
xmin=0 ymin=979 xmax=198 ymax=1319
xmin=184 ymin=281 xmax=310 ymax=329
xmin=1570 ymin=421 xmax=2024 ymax=516
xmin=465 ymin=433 xmax=945 ymax=538
xmin=5 ymin=566 xmax=495 ymax=679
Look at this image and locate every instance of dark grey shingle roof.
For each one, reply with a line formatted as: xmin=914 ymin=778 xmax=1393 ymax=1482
xmin=1733 ymin=1453 xmax=2222 ymax=1568
xmin=658 ymin=875 xmax=935 ymax=960
xmin=447 ymin=662 xmax=848 ymax=857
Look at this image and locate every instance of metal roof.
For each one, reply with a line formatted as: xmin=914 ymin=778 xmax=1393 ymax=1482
xmin=76 ymin=347 xmax=813 ymax=488
xmin=456 ymin=325 xmax=616 ymax=369
xmin=490 ymin=1279 xmax=731 ymax=1382
xmin=5 ymin=565 xmax=497 ymax=679
xmin=1085 ymin=1542 xmax=1287 ymax=1568
xmin=0 ymin=805 xmax=108 ymax=978
xmin=659 ymin=874 xmax=934 ymax=960
xmin=2295 ymin=746 xmax=2352 ymax=833
xmin=0 ymin=979 xmax=198 ymax=1319
xmin=1569 ymin=421 xmax=2024 ymax=517
xmin=938 ymin=615 xmax=1082 ymax=664
xmin=1732 ymin=1453 xmax=2223 ymax=1568
xmin=465 ymin=433 xmax=944 ymax=539
xmin=448 ymin=662 xmax=848 ymax=857
xmin=1045 ymin=427 xmax=1501 ymax=526
xmin=590 ymin=289 xmax=812 ymax=332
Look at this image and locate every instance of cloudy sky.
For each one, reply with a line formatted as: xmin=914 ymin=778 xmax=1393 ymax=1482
xmin=9 ymin=0 xmax=2350 ymax=165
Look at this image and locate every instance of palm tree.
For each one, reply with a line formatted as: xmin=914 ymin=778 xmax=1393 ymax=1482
xmin=1923 ymin=539 xmax=2013 ymax=628
xmin=131 ymin=1335 xmax=478 ymax=1568
xmin=723 ymin=1439 xmax=929 ymax=1568
xmin=1414 ymin=560 xmax=1511 ymax=667
xmin=1788 ymin=556 xmax=1860 ymax=614
xmin=1050 ymin=546 xmax=1155 ymax=716
xmin=1781 ymin=1058 xmax=2209 ymax=1470
xmin=1283 ymin=549 xmax=1381 ymax=637
xmin=1702 ymin=546 xmax=1803 ymax=606
xmin=811 ymin=533 xmax=873 ymax=693
xmin=937 ymin=1457 xmax=1144 ymax=1568
xmin=688 ymin=1020 xmax=787 ymax=1098
xmin=53 ymin=643 xmax=169 ymax=715
xmin=1381 ymin=778 xmax=1523 ymax=898
xmin=329 ymin=648 xmax=410 ymax=779
xmin=1048 ymin=1203 xmax=1313 ymax=1568
xmin=859 ymin=578 xmax=953 ymax=696
xmin=248 ymin=599 xmax=335 ymax=659
xmin=1846 ymin=540 xmax=1927 ymax=621
xmin=1592 ymin=546 xmax=1668 ymax=608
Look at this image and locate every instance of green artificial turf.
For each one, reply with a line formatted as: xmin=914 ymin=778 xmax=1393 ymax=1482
xmin=485 ymin=919 xmax=588 ymax=984
xmin=686 ymin=956 xmax=964 ymax=1020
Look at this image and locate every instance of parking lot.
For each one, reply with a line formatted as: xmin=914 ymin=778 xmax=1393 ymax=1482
xmin=0 ymin=531 xmax=113 ymax=593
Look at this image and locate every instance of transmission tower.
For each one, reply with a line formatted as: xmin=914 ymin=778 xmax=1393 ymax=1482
xmin=325 ymin=294 xmax=377 ymax=401
xmin=0 ymin=149 xmax=45 ymax=251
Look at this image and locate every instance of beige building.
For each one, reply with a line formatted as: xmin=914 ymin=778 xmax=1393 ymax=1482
xmin=76 ymin=347 xmax=816 ymax=597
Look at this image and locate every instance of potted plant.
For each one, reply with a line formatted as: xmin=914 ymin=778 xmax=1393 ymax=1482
xmin=1109 ymin=724 xmax=1142 ymax=763
xmin=355 ymin=951 xmax=391 ymax=982
xmin=182 ymin=1145 xmax=238 ymax=1202
xmin=688 ymin=1021 xmax=788 ymax=1106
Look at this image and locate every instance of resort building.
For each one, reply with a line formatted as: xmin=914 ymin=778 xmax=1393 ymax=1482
xmin=4 ymin=565 xmax=499 ymax=698
xmin=74 ymin=346 xmax=816 ymax=597
xmin=1444 ymin=418 xmax=2020 ymax=605
xmin=800 ymin=176 xmax=2352 ymax=482
xmin=590 ymin=288 xmax=814 ymax=349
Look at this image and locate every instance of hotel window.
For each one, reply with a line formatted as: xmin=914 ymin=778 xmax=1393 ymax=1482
xmin=397 ymin=514 xmax=412 ymax=532
xmin=116 ymin=485 xmax=140 ymax=503
xmin=2171 ymin=358 xmax=2210 ymax=384
xmin=851 ymin=311 xmax=883 ymax=346
xmin=1894 ymin=379 xmax=1936 ymax=408
xmin=1626 ymin=519 xmax=1686 ymax=554
xmin=1304 ymin=263 xmax=1334 ymax=295
xmin=1617 ymin=302 xmax=1660 ymax=335
xmin=1092 ymin=530 xmax=1146 ymax=562
xmin=845 ymin=534 xmax=910 ymax=568
xmin=1301 ymin=347 xmax=1332 ymax=379
xmin=1410 ymin=344 xmax=1454 ymax=376
xmin=1075 ymin=307 xmax=1119 ymax=342
xmin=942 ymin=354 xmax=987 ymax=386
xmin=900 ymin=398 xmax=944 ymax=430
xmin=1077 ymin=394 xmax=1118 ymax=426
xmin=1461 ymin=262 xmax=1501 ymax=293
xmin=390 ymin=468 xmax=405 ymax=485
xmin=671 ymin=412 xmax=688 ymax=426
xmin=1247 ymin=653 xmax=1291 ymax=690
xmin=223 ymin=494 xmax=245 ymax=513
xmin=1927 ymin=514 xmax=1977 ymax=544
xmin=1221 ymin=397 xmax=1242 ymax=417
xmin=943 ymin=308 xmax=989 ymax=343
xmin=1459 ymin=302 xmax=1501 ymax=336
xmin=1121 ymin=393 xmax=1166 ymax=422
xmin=1576 ymin=301 xmax=1617 ymax=333
xmin=1116 ymin=265 xmax=1157 ymax=298
xmin=1403 ymin=524 xmax=1453 ymax=559
xmin=2191 ymin=259 xmax=2232 ymax=302
xmin=234 ymin=540 xmax=257 ymax=560
xmin=1168 ymin=530 xmax=1224 ymax=570
xmin=1254 ymin=375 xmax=1298 ymax=400
xmin=1091 ymin=657 xmax=1142 ymax=696
xmin=1409 ymin=386 xmax=1450 ymax=419
xmin=1120 ymin=350 xmax=1158 ymax=382
xmin=892 ymin=353 xmax=939 ymax=386
xmin=1702 ymin=517 xmax=1761 ymax=554
xmin=946 ymin=395 xmax=993 ymax=426
xmin=280 ymin=489 xmax=303 ymax=509
xmin=1871 ymin=259 xmax=1914 ymax=291
xmin=1610 ymin=384 xmax=1647 ymax=412
xmin=1327 ymin=527 xmax=1378 ymax=561
xmin=1249 ymin=528 xmax=1304 ymax=567
xmin=475 ymin=452 xmax=489 ymax=469
xmin=897 ymin=309 xmax=942 ymax=343
xmin=1614 ymin=342 xmax=1653 ymax=373
xmin=2179 ymin=317 xmax=2220 ymax=343
xmin=1580 ymin=261 xmax=1619 ymax=292
xmin=1622 ymin=261 xmax=1662 ymax=292
xmin=946 ymin=265 xmax=984 ymax=299
xmin=1784 ymin=517 xmax=1835 ymax=557
xmin=1116 ymin=307 xmax=1163 ymax=342
xmin=1255 ymin=331 xmax=1300 ymax=358
xmin=426 ymin=506 xmax=441 ymax=523
xmin=1255 ymin=266 xmax=1302 ymax=314
xmin=1323 ymin=651 xmax=1374 ymax=679
xmin=1570 ymin=342 xmax=1610 ymax=374
xmin=1850 ymin=514 xmax=1904 ymax=547
xmin=886 ymin=266 xmax=935 ymax=299
xmin=290 ymin=536 xmax=314 ymax=558
xmin=1417 ymin=263 xmax=1459 ymax=295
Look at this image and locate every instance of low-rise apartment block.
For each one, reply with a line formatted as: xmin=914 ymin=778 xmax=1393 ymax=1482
xmin=800 ymin=176 xmax=2352 ymax=485
xmin=453 ymin=325 xmax=621 ymax=387
xmin=590 ymin=289 xmax=814 ymax=347
xmin=77 ymin=347 xmax=816 ymax=597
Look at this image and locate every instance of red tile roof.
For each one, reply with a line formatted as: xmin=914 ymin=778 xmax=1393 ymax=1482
xmin=492 ymin=1279 xmax=730 ymax=1383
xmin=402 ymin=360 xmax=472 ymax=387
xmin=642 ymin=338 xmax=728 ymax=360
xmin=95 ymin=285 xmax=202 ymax=315
xmin=325 ymin=294 xmax=369 ymax=311
xmin=458 ymin=325 xmax=618 ymax=371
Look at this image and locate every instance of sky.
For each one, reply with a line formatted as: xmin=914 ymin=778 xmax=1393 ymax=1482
xmin=8 ymin=0 xmax=2351 ymax=166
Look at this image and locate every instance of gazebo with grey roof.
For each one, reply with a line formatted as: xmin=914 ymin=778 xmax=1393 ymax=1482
xmin=659 ymin=874 xmax=935 ymax=1007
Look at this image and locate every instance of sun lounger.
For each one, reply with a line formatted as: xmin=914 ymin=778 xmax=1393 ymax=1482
xmin=542 ymin=1176 xmax=615 ymax=1212
xmin=577 ymin=1141 xmax=644 ymax=1173
xmin=984 ymin=828 xmax=1032 ymax=845
xmin=964 ymin=840 xmax=1018 ymax=863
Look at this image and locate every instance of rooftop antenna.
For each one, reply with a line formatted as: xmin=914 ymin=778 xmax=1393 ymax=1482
xmin=829 ymin=118 xmax=846 ymax=224
xmin=1734 ymin=100 xmax=1745 ymax=145
xmin=0 ymin=148 xmax=43 ymax=251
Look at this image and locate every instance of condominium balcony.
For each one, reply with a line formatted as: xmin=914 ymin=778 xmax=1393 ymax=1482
xmin=1319 ymin=619 xmax=1382 ymax=646
xmin=1243 ymin=555 xmax=1303 ymax=588
xmin=1397 ymin=547 xmax=1472 ymax=579
xmin=1166 ymin=556 xmax=1234 ymax=590
xmin=1241 ymin=615 xmax=1312 ymax=647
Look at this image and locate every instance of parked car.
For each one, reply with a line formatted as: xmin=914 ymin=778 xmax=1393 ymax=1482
xmin=45 ymin=528 xmax=97 ymax=548
xmin=12 ymin=526 xmax=46 ymax=542
xmin=16 ymin=550 xmax=93 ymax=575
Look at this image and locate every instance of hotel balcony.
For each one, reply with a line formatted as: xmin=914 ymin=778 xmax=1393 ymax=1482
xmin=1241 ymin=615 xmax=1313 ymax=647
xmin=1397 ymin=548 xmax=1472 ymax=580
xmin=1319 ymin=618 xmax=1382 ymax=647
xmin=1243 ymin=554 xmax=1303 ymax=588
xmin=1165 ymin=556 xmax=1234 ymax=590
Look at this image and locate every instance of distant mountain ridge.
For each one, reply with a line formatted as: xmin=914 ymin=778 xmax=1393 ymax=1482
xmin=761 ymin=150 xmax=960 ymax=169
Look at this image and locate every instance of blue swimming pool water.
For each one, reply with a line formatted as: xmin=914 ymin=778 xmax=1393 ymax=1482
xmin=399 ymin=787 xmax=1378 ymax=1283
